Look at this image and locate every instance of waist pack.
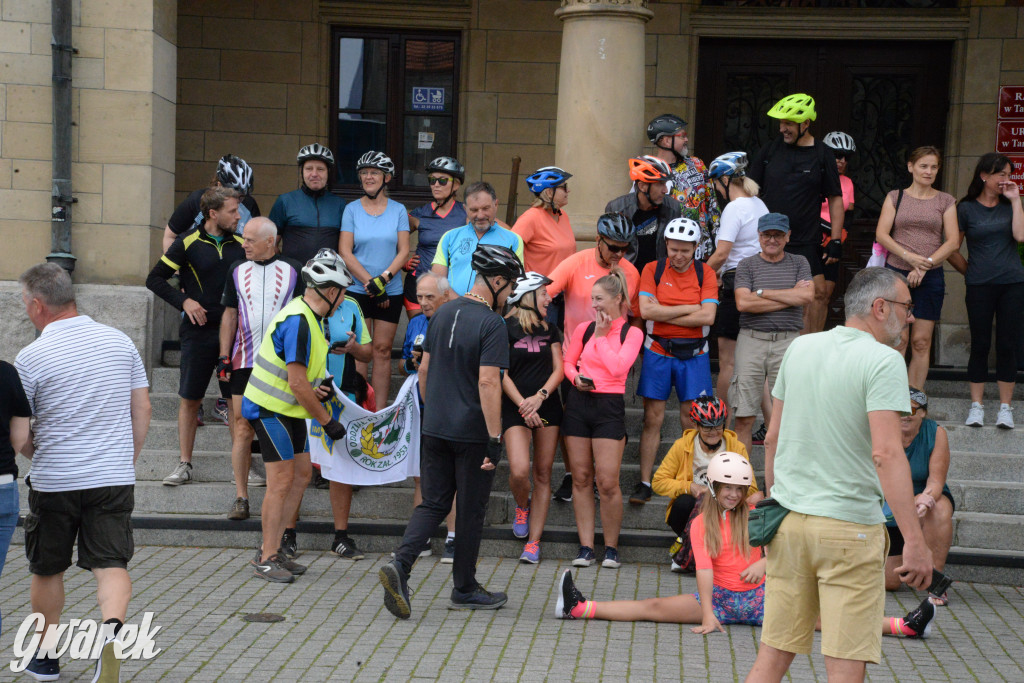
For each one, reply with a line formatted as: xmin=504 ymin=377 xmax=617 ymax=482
xmin=719 ymin=269 xmax=736 ymax=293
xmin=650 ymin=334 xmax=706 ymax=361
xmin=748 ymin=497 xmax=790 ymax=547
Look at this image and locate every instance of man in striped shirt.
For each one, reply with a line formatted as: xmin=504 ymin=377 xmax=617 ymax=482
xmin=14 ymin=263 xmax=152 ymax=682
xmin=732 ymin=213 xmax=813 ymax=455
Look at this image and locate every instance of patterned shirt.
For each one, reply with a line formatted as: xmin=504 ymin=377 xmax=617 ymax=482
xmin=668 ymin=156 xmax=721 ymax=261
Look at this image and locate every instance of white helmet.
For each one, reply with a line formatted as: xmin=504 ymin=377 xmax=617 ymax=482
xmin=301 ymin=248 xmax=353 ymax=290
xmin=706 ymin=451 xmax=754 ymax=497
xmin=823 ymin=131 xmax=856 ymax=154
xmin=297 ymin=143 xmax=334 ymax=168
xmin=507 ymin=272 xmax=553 ymax=306
xmin=356 ymin=150 xmax=395 ymax=175
xmin=664 ymin=217 xmax=700 ymax=243
xmin=217 ymin=154 xmax=254 ymax=194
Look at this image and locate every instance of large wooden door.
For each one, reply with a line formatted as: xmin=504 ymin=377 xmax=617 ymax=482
xmin=696 ymin=39 xmax=952 ymax=327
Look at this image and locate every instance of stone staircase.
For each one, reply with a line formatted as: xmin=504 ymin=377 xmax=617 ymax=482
xmin=22 ymin=354 xmax=1021 ymax=585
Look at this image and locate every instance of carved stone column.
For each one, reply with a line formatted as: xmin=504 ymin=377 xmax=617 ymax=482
xmin=554 ymin=0 xmax=653 ymax=238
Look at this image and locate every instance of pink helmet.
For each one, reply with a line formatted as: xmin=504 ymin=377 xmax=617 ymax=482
xmin=706 ymin=452 xmax=753 ymax=493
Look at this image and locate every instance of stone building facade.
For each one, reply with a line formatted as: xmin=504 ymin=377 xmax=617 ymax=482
xmin=2 ymin=0 xmax=1023 ymax=366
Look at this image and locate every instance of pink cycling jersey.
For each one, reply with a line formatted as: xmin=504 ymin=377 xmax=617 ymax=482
xmin=562 ymin=317 xmax=643 ymax=394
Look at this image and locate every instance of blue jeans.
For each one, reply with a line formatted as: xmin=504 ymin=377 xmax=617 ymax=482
xmin=0 ymin=481 xmax=20 ymax=639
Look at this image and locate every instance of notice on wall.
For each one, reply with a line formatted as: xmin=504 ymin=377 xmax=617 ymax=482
xmin=417 ymin=132 xmax=435 ymax=150
xmin=412 ymin=87 xmax=445 ymax=112
xmin=996 ymin=122 xmax=1024 ymax=155
xmin=1007 ymin=156 xmax=1024 ymax=184
xmin=999 ymin=86 xmax=1024 ymax=120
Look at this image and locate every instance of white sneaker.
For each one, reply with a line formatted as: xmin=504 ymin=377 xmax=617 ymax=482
xmin=247 ymin=470 xmax=266 ymax=487
xmin=162 ymin=461 xmax=193 ymax=486
xmin=965 ymin=403 xmax=984 ymax=427
xmin=996 ymin=404 xmax=1014 ymax=429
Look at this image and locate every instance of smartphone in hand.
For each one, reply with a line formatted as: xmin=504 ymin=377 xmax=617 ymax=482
xmin=578 ymin=375 xmax=595 ymax=388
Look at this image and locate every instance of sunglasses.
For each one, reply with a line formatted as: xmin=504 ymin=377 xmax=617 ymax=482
xmin=427 ymin=176 xmax=451 ymax=186
xmin=910 ymin=405 xmax=924 ymax=416
xmin=601 ymin=239 xmax=629 ymax=254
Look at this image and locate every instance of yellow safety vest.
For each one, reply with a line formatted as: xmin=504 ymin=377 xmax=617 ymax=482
xmin=243 ymin=296 xmax=328 ymax=419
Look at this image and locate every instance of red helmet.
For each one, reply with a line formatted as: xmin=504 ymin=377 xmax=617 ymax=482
xmin=690 ymin=396 xmax=727 ymax=428
xmin=628 ymin=155 xmax=672 ymax=183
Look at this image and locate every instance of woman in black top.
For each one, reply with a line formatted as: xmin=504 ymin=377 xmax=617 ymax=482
xmin=0 ymin=360 xmax=32 ymax=624
xmin=949 ymin=153 xmax=1024 ymax=429
xmin=501 ymin=273 xmax=564 ymax=564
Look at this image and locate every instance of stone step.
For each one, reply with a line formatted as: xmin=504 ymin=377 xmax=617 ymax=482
xmin=952 ymin=511 xmax=1024 ymax=552
xmin=947 ymin=480 xmax=1024 ymax=515
xmin=941 ymin=422 xmax=1024 ymax=454
xmin=948 ymin=452 xmax=1024 ymax=483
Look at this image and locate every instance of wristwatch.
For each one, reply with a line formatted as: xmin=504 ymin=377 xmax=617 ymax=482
xmin=756 ymin=289 xmax=764 ymax=297
xmin=383 ymin=269 xmax=393 ymax=281
xmin=538 ymin=388 xmax=549 ymax=399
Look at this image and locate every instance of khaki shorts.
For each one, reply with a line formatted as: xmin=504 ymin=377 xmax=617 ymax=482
xmin=730 ymin=329 xmax=799 ymax=417
xmin=762 ymin=512 xmax=889 ymax=663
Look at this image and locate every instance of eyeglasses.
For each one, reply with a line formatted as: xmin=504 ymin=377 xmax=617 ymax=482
xmin=427 ymin=176 xmax=450 ymax=186
xmin=698 ymin=424 xmax=724 ymax=432
xmin=759 ymin=232 xmax=786 ymax=242
xmin=601 ymin=239 xmax=629 ymax=254
xmin=881 ymin=298 xmax=915 ymax=316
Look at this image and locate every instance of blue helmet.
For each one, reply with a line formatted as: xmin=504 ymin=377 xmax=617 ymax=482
xmin=708 ymin=151 xmax=748 ymax=180
xmin=525 ymin=166 xmax=572 ymax=194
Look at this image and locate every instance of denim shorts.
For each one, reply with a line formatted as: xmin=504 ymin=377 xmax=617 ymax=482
xmin=885 ymin=264 xmax=945 ymax=321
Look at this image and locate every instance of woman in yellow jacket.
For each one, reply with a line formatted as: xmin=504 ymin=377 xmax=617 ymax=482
xmin=653 ymin=396 xmax=761 ymax=570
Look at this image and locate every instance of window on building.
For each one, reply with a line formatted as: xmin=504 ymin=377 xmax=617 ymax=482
xmin=331 ymin=28 xmax=461 ymax=197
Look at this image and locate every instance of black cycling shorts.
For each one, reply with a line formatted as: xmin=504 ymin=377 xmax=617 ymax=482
xmin=561 ymin=390 xmax=626 ymax=441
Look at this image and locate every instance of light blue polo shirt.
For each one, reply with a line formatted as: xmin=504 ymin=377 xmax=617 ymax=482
xmin=432 ymin=223 xmax=524 ymax=295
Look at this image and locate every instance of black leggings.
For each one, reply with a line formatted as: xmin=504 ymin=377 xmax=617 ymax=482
xmin=966 ymin=282 xmax=1024 ymax=383
xmin=667 ymin=494 xmax=699 ymax=537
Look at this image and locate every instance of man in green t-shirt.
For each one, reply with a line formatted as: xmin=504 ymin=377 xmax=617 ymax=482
xmin=747 ymin=267 xmax=933 ymax=681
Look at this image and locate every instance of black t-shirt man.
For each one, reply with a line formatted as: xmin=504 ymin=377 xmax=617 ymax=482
xmin=421 ymin=298 xmax=510 ymax=443
xmin=632 ymin=207 xmax=660 ymax=272
xmin=0 ymin=361 xmax=32 ymax=478
xmin=749 ymin=139 xmax=842 ymax=246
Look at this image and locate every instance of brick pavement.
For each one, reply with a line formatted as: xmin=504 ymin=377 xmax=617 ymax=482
xmin=0 ymin=545 xmax=1021 ymax=681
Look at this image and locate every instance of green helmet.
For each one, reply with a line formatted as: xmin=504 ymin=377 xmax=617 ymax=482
xmin=767 ymin=93 xmax=817 ymax=123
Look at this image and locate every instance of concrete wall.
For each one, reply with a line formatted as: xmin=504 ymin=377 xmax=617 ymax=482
xmin=0 ymin=0 xmax=177 ymax=286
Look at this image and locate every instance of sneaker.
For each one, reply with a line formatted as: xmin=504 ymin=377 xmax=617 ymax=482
xmin=196 ymin=405 xmax=205 ymax=427
xmin=670 ymin=559 xmax=686 ymax=573
xmin=332 ymin=536 xmax=365 ymax=560
xmin=449 ymin=584 xmax=508 ymax=610
xmin=247 ymin=469 xmax=266 ymax=488
xmin=379 ymin=560 xmax=412 ymax=619
xmin=512 ymin=505 xmax=530 ymax=539
xmin=553 ymin=473 xmax=573 ymax=502
xmin=227 ymin=497 xmax=249 ymax=521
xmin=572 ymin=545 xmax=596 ymax=567
xmin=214 ymin=397 xmax=230 ymax=425
xmin=668 ymin=536 xmax=683 ymax=556
xmin=602 ymin=547 xmax=621 ymax=569
xmin=628 ymin=482 xmax=652 ymax=505
xmin=311 ymin=471 xmax=330 ymax=489
xmin=997 ymin=404 xmax=1014 ymax=429
xmin=274 ymin=551 xmax=307 ymax=576
xmin=92 ymin=636 xmax=120 ymax=682
xmin=902 ymin=597 xmax=935 ymax=638
xmin=555 ymin=568 xmax=587 ymax=619
xmin=520 ymin=541 xmax=540 ymax=564
xmin=441 ymin=538 xmax=455 ymax=564
xmin=162 ymin=461 xmax=193 ymax=486
xmin=251 ymin=554 xmax=295 ymax=583
xmin=280 ymin=529 xmax=298 ymax=560
xmin=752 ymin=423 xmax=767 ymax=445
xmin=965 ymin=402 xmax=984 ymax=427
xmin=419 ymin=541 xmax=433 ymax=558
xmin=24 ymin=652 xmax=60 ymax=681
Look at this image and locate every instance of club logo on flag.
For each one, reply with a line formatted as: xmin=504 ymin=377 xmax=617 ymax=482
xmin=347 ymin=402 xmax=412 ymax=471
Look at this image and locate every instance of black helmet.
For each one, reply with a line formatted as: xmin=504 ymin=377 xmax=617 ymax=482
xmin=596 ymin=213 xmax=636 ymax=242
xmin=472 ymin=244 xmax=524 ymax=281
xmin=647 ymin=114 xmax=687 ymax=143
xmin=426 ymin=156 xmax=465 ymax=182
xmin=217 ymin=154 xmax=254 ymax=194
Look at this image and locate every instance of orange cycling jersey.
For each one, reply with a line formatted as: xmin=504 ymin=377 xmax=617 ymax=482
xmin=690 ymin=505 xmax=764 ymax=593
xmin=546 ymin=248 xmax=640 ymax=345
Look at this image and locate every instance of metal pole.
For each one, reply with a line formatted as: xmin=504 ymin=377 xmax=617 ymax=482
xmin=48 ymin=0 xmax=76 ymax=274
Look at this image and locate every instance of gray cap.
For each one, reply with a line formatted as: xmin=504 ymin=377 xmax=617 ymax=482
xmin=758 ymin=212 xmax=790 ymax=233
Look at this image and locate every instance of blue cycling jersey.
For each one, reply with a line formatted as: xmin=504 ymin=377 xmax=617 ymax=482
xmin=268 ymin=186 xmax=347 ymax=265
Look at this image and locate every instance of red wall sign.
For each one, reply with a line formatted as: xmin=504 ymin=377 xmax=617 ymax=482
xmin=999 ymin=86 xmax=1024 ymax=121
xmin=996 ymin=122 xmax=1024 ymax=155
xmin=1009 ymin=156 xmax=1024 ymax=184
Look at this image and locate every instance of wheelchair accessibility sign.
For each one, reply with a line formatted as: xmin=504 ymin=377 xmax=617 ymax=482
xmin=412 ymin=87 xmax=445 ymax=111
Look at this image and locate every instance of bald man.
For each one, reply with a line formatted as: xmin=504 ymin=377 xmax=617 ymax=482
xmin=219 ymin=217 xmax=306 ymax=520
